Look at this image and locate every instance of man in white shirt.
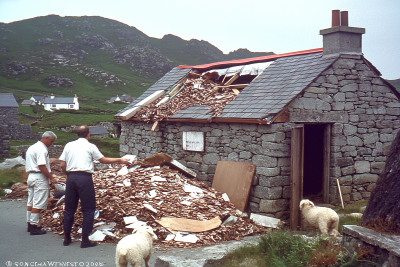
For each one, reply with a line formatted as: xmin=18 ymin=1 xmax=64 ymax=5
xmin=25 ymin=131 xmax=58 ymax=235
xmin=59 ymin=125 xmax=129 ymax=248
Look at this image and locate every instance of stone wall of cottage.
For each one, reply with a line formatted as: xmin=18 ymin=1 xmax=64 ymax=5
xmin=0 ymin=107 xmax=18 ymax=125
xmin=289 ymin=55 xmax=400 ymax=204
xmin=0 ymin=107 xmax=37 ymax=140
xmin=120 ymin=121 xmax=293 ymax=219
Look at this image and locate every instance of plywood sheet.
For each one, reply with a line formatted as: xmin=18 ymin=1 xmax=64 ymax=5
xmin=157 ymin=216 xmax=221 ymax=233
xmin=212 ymin=161 xmax=255 ymax=212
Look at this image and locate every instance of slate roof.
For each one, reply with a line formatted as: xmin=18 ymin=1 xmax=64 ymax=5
xmin=89 ymin=126 xmax=109 ymax=135
xmin=116 ymin=50 xmax=339 ymax=122
xmin=31 ymin=95 xmax=45 ymax=102
xmin=43 ymin=97 xmax=75 ymax=104
xmin=21 ymin=100 xmax=34 ymax=105
xmin=0 ymin=93 xmax=19 ymax=107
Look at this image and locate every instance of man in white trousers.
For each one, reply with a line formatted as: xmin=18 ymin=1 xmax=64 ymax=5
xmin=25 ymin=131 xmax=58 ymax=235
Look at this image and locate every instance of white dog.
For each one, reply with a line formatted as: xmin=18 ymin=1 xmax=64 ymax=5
xmin=115 ymin=226 xmax=158 ymax=267
xmin=299 ymin=199 xmax=339 ymax=238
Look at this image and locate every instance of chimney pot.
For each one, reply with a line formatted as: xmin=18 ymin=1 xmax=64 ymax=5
xmin=341 ymin=11 xmax=349 ymax=26
xmin=320 ymin=10 xmax=365 ymax=56
xmin=332 ymin=10 xmax=340 ymax=27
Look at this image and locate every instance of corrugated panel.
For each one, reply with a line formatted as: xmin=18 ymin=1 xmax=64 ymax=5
xmin=179 ymin=48 xmax=323 ymax=70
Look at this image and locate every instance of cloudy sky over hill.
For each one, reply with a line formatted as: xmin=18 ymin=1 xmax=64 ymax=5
xmin=1 ymin=0 xmax=399 ymax=79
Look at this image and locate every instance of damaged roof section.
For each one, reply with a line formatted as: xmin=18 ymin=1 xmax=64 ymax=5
xmin=115 ymin=48 xmax=338 ymax=124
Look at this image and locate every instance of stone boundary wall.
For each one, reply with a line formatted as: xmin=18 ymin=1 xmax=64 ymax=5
xmin=12 ymin=145 xmax=64 ymax=159
xmin=8 ymin=124 xmax=39 ymax=140
xmin=0 ymin=125 xmax=10 ymax=158
xmin=342 ymin=225 xmax=400 ymax=266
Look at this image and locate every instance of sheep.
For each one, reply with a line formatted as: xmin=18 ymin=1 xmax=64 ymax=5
xmin=115 ymin=226 xmax=158 ymax=267
xmin=299 ymin=199 xmax=339 ymax=238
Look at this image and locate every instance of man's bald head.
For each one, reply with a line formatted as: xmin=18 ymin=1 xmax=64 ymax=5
xmin=77 ymin=125 xmax=90 ymax=138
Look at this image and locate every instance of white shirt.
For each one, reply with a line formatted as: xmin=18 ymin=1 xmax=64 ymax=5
xmin=25 ymin=141 xmax=51 ymax=173
xmin=59 ymin=138 xmax=104 ymax=173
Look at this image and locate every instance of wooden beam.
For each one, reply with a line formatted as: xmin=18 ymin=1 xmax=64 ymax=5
xmin=151 ymin=121 xmax=159 ymax=131
xmin=272 ymin=111 xmax=289 ymax=123
xmin=116 ymin=90 xmax=166 ymax=120
xmin=168 ymin=83 xmax=182 ymax=97
xmin=215 ymin=84 xmax=249 ymax=89
xmin=224 ymin=73 xmax=240 ymax=86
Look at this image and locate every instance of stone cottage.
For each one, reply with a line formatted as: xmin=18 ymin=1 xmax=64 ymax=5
xmin=115 ymin=11 xmax=400 ymax=228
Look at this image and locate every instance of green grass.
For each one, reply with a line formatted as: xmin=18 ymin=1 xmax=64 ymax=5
xmin=217 ymin=230 xmax=361 ymax=267
xmin=10 ymin=133 xmax=120 ymax=158
xmin=0 ymin=169 xmax=23 ymax=196
xmin=335 ymin=201 xmax=367 ymax=215
xmin=334 ymin=201 xmax=367 ymax=234
xmin=9 ymin=140 xmax=37 ymax=146
xmin=90 ymin=137 xmax=120 ymax=158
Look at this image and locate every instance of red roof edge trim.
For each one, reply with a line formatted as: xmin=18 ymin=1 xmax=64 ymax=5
xmin=179 ymin=48 xmax=323 ymax=70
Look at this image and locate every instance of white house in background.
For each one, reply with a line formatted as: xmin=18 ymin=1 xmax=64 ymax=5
xmin=108 ymin=95 xmax=127 ymax=103
xmin=43 ymin=94 xmax=79 ymax=111
xmin=30 ymin=95 xmax=45 ymax=105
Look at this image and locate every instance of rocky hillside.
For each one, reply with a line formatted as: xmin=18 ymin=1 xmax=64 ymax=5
xmin=0 ymin=15 xmax=273 ymax=102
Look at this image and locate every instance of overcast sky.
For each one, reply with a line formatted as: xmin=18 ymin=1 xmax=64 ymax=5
xmin=1 ymin=0 xmax=399 ymax=80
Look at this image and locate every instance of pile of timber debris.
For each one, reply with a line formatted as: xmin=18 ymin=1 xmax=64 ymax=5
xmin=41 ymin=162 xmax=270 ymax=248
xmin=8 ymin=182 xmax=28 ymax=197
xmin=135 ymin=72 xmax=241 ymax=123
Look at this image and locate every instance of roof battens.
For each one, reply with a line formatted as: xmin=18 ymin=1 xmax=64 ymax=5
xmin=320 ymin=10 xmax=365 ymax=56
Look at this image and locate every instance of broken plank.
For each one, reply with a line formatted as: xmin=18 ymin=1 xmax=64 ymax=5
xmin=157 ymin=216 xmax=222 ymax=233
xmin=167 ymin=159 xmax=197 ymax=178
xmin=151 ymin=121 xmax=159 ymax=131
xmin=117 ymin=90 xmax=166 ymax=120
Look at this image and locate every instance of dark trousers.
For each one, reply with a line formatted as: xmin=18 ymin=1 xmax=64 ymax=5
xmin=63 ymin=172 xmax=96 ymax=235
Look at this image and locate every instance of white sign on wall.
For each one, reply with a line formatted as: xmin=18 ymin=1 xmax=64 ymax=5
xmin=182 ymin=132 xmax=204 ymax=152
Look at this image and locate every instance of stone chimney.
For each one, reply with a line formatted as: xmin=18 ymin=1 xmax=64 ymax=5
xmin=320 ymin=10 xmax=365 ymax=56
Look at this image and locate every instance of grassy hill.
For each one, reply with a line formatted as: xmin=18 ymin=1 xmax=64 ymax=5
xmin=0 ymin=15 xmax=274 ymax=158
xmin=387 ymin=79 xmax=400 ymax=93
xmin=0 ymin=15 xmax=274 ymax=105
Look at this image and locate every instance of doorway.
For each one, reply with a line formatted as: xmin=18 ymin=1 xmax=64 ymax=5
xmin=303 ymin=124 xmax=325 ymax=203
xmin=290 ymin=123 xmax=331 ymax=230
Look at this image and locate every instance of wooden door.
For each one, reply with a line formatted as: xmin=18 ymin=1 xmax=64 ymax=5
xmin=290 ymin=124 xmax=304 ymax=230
